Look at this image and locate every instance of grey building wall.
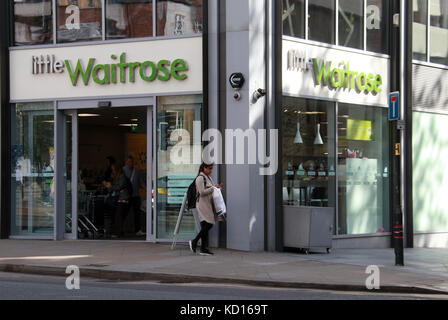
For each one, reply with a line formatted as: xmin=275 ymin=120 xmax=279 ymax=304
xmin=224 ymin=0 xmax=267 ymax=251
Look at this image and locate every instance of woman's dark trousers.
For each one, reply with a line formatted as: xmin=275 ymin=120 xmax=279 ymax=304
xmin=193 ymin=221 xmax=213 ymax=251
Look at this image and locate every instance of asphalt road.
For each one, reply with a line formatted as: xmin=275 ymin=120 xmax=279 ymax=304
xmin=0 ymin=272 xmax=446 ymax=301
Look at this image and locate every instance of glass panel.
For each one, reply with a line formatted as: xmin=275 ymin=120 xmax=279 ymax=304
xmin=282 ymin=97 xmax=336 ymax=209
xmin=157 ymin=95 xmax=202 ymax=239
xmin=308 ymin=0 xmax=335 ymax=44
xmin=156 ymin=0 xmax=203 ymax=36
xmin=283 ymin=0 xmax=305 ymax=38
xmin=366 ymin=0 xmax=389 ymax=54
xmin=105 ymin=0 xmax=153 ymax=40
xmin=64 ymin=114 xmax=72 ymax=234
xmin=57 ymin=0 xmax=102 ymax=43
xmin=337 ymin=104 xmax=390 ymax=235
xmin=13 ymin=0 xmax=53 ymax=46
xmin=429 ymin=0 xmax=448 ymax=65
xmin=413 ymin=0 xmax=428 ymax=61
xmin=338 ymin=0 xmax=363 ymax=50
xmin=413 ymin=111 xmax=448 ymax=232
xmin=11 ymin=102 xmax=54 ymax=236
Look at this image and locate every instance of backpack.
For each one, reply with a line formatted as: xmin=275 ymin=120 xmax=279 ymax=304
xmin=186 ymin=175 xmax=206 ymax=210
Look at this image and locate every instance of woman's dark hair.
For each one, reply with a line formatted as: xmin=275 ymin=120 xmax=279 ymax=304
xmin=111 ymin=163 xmax=123 ymax=180
xmin=198 ymin=162 xmax=213 ymax=175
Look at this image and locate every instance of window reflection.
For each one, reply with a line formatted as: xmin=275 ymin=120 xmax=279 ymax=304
xmin=156 ymin=0 xmax=203 ymax=36
xmin=57 ymin=0 xmax=102 ymax=43
xmin=106 ymin=0 xmax=154 ymax=39
xmin=338 ymin=0 xmax=363 ymax=50
xmin=283 ymin=0 xmax=305 ymax=39
xmin=11 ymin=103 xmax=55 ymax=236
xmin=308 ymin=0 xmax=335 ymax=44
xmin=430 ymin=0 xmax=448 ymax=65
xmin=156 ymin=95 xmax=202 ymax=239
xmin=14 ymin=0 xmax=53 ymax=46
xmin=282 ymin=97 xmax=336 ymax=209
xmin=366 ymin=0 xmax=389 ymax=54
xmin=413 ymin=0 xmax=428 ymax=61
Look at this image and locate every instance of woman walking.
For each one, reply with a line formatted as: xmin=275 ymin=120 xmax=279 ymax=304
xmin=189 ymin=163 xmax=221 ymax=256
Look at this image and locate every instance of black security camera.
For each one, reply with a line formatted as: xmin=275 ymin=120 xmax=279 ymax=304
xmin=253 ymin=88 xmax=267 ymax=102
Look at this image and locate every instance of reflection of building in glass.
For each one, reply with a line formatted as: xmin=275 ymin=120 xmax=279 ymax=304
xmin=57 ymin=0 xmax=102 ymax=43
xmin=14 ymin=0 xmax=53 ymax=45
xmin=157 ymin=0 xmax=203 ymax=36
xmin=105 ymin=0 xmax=154 ymax=39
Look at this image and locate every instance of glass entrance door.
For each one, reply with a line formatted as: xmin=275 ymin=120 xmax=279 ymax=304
xmin=64 ymin=105 xmax=153 ymax=241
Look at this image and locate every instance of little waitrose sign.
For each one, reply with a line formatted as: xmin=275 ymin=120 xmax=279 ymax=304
xmin=283 ymin=39 xmax=389 ymax=107
xmin=31 ymin=53 xmax=188 ymax=86
xmin=312 ymin=58 xmax=383 ymax=95
xmin=10 ymin=37 xmax=202 ymax=100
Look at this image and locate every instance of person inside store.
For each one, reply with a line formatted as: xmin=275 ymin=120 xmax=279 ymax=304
xmin=103 ymin=163 xmax=131 ymax=239
xmin=123 ymin=155 xmax=146 ymax=237
xmin=104 ymin=156 xmax=116 ymax=183
xmin=189 ymin=163 xmax=222 ymax=256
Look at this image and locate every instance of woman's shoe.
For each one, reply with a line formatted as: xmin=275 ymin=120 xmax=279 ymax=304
xmin=189 ymin=240 xmax=197 ymax=253
xmin=199 ymin=249 xmax=214 ymax=256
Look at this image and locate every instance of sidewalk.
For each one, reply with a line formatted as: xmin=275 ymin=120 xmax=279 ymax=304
xmin=0 ymin=239 xmax=447 ymax=295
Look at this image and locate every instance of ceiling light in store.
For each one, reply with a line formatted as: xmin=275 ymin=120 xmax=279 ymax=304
xmin=119 ymin=124 xmax=138 ymax=127
xmin=131 ymin=119 xmax=138 ymax=122
xmin=314 ymin=123 xmax=324 ymax=145
xmin=79 ymin=113 xmax=100 ymax=117
xmin=294 ymin=121 xmax=303 ymax=144
xmin=43 ymin=120 xmax=54 ymax=123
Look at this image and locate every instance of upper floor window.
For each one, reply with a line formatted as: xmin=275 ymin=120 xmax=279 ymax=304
xmin=282 ymin=0 xmax=390 ymax=55
xmin=57 ymin=0 xmax=102 ymax=43
xmin=414 ymin=0 xmax=448 ymax=66
xmin=13 ymin=0 xmax=53 ymax=46
xmin=106 ymin=0 xmax=154 ymax=40
xmin=11 ymin=0 xmax=203 ymax=47
xmin=156 ymin=0 xmax=203 ymax=36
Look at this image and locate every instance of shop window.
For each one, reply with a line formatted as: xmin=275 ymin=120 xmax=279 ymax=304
xmin=337 ymin=104 xmax=390 ymax=235
xmin=283 ymin=0 xmax=305 ymax=39
xmin=413 ymin=0 xmax=428 ymax=61
xmin=56 ymin=0 xmax=102 ymax=43
xmin=308 ymin=0 xmax=335 ymax=44
xmin=282 ymin=97 xmax=336 ymax=209
xmin=10 ymin=102 xmax=55 ymax=236
xmin=366 ymin=0 xmax=389 ymax=54
xmin=156 ymin=0 xmax=203 ymax=36
xmin=429 ymin=0 xmax=448 ymax=65
xmin=13 ymin=0 xmax=53 ymax=46
xmin=105 ymin=0 xmax=154 ymax=40
xmin=156 ymin=95 xmax=202 ymax=239
xmin=338 ymin=0 xmax=363 ymax=50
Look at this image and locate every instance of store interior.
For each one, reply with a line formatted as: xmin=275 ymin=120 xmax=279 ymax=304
xmin=75 ymin=107 xmax=148 ymax=240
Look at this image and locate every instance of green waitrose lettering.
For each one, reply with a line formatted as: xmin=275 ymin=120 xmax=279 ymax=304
xmin=313 ymin=58 xmax=382 ymax=94
xmin=64 ymin=53 xmax=188 ymax=86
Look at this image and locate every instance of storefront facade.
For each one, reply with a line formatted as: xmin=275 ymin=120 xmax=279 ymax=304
xmin=1 ymin=0 xmax=447 ymax=251
xmin=4 ymin=0 xmax=206 ymax=243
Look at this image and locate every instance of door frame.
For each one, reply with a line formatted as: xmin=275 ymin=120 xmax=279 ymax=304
xmin=56 ymin=97 xmax=155 ymax=242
